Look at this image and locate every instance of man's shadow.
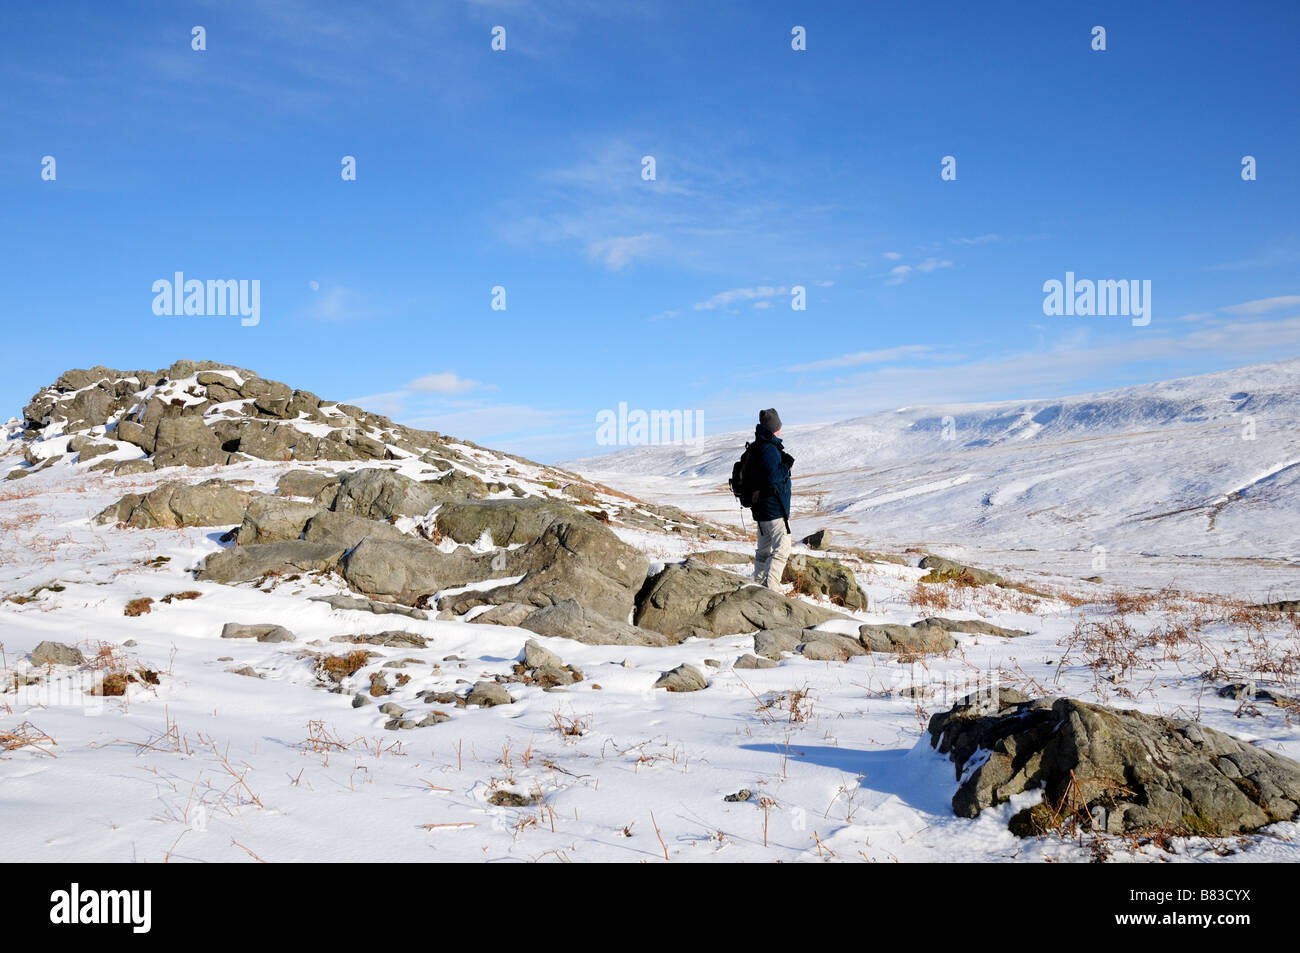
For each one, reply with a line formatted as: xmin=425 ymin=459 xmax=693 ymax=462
xmin=739 ymin=742 xmax=955 ymax=815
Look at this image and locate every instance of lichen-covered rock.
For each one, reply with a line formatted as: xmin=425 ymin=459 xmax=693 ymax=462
xmin=339 ymin=538 xmax=499 ymax=606
xmin=434 ymin=497 xmax=591 ymax=546
xmin=196 ymin=541 xmax=346 ymax=584
xmin=918 ymin=555 xmax=1004 ymax=586
xmin=782 ymin=554 xmax=868 ymax=610
xmin=237 ymin=496 xmax=322 ymax=543
xmin=152 ymin=416 xmax=224 ymax=469
xmin=929 ymin=691 xmax=1300 ymax=837
xmin=858 ymin=622 xmax=957 ymax=654
xmin=95 ymin=481 xmax=251 ymax=529
xmin=635 ymin=560 xmax=845 ymax=640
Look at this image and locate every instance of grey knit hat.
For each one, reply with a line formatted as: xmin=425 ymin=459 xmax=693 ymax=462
xmin=759 ymin=408 xmax=782 ymax=433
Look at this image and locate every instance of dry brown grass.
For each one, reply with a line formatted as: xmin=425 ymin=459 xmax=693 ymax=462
xmin=83 ymin=642 xmax=163 ymax=697
xmin=907 ymin=580 xmax=966 ymax=612
xmin=315 ymin=650 xmax=376 ymax=683
xmin=160 ymin=590 xmax=203 ymax=604
xmin=0 ymin=720 xmax=56 ymax=756
xmin=124 ymin=597 xmax=154 ymax=617
xmin=96 ymin=667 xmax=160 ymax=696
xmin=551 ymin=711 xmax=590 ymax=738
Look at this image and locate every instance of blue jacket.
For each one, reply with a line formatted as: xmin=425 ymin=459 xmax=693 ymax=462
xmin=751 ymin=425 xmax=792 ymax=522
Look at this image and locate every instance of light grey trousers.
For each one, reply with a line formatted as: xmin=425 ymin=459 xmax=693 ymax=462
xmin=754 ymin=519 xmax=792 ymax=591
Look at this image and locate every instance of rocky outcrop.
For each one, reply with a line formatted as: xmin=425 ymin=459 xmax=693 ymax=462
xmin=929 ymin=690 xmax=1300 ymax=836
xmin=857 ymin=616 xmax=1030 ymax=654
xmin=918 ymin=617 xmax=1030 ymax=639
xmin=95 ymin=481 xmax=251 ymax=529
xmin=325 ymin=468 xmax=442 ymax=521
xmin=468 ymin=602 xmax=537 ymax=627
xmin=275 ymin=470 xmax=340 ymax=499
xmin=340 ymin=538 xmax=501 ymax=606
xmin=518 ymin=599 xmax=672 ymax=647
xmin=236 ymin=496 xmax=322 ymax=544
xmin=195 ymin=541 xmax=347 ymax=584
xmin=308 ymin=593 xmax=429 ymax=620
xmin=301 ymin=510 xmax=407 ymax=548
xmin=753 ymin=627 xmax=866 ymax=661
xmin=434 ymin=497 xmax=587 ymax=546
xmin=858 ymin=622 xmax=956 ymax=654
xmin=634 ymin=560 xmax=845 ymax=640
xmin=152 ymin=416 xmax=225 ymax=469
xmin=440 ymin=518 xmax=649 ymax=623
xmin=918 ymin=555 xmax=1004 ymax=586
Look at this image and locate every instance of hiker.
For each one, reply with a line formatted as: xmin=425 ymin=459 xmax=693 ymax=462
xmin=750 ymin=408 xmax=793 ymax=591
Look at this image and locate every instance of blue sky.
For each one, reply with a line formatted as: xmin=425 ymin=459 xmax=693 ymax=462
xmin=2 ymin=0 xmax=1298 ymax=461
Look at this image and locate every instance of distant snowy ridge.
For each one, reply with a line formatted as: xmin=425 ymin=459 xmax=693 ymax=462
xmin=569 ymin=358 xmax=1300 ymax=571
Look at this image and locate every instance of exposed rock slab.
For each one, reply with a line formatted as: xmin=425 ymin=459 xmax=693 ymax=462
xmin=519 ymin=599 xmax=672 ymax=647
xmin=635 ymin=560 xmax=845 ymax=640
xmin=929 ymin=690 xmax=1300 ymax=836
xmin=196 ymin=541 xmax=346 ymax=583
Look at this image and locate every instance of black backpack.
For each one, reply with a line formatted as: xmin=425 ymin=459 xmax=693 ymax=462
xmin=728 ymin=442 xmax=763 ymax=509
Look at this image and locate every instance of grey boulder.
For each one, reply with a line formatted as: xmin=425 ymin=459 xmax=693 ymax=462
xmin=220 ymin=622 xmax=296 ymax=643
xmin=654 ymin=664 xmax=708 ymax=693
xmin=152 ymin=416 xmax=224 ymax=469
xmin=196 ymin=541 xmax=346 ymax=584
xmin=782 ymin=554 xmax=868 ymax=611
xmin=519 ymin=599 xmax=672 ymax=647
xmin=465 ymin=681 xmax=513 ymax=707
xmin=635 ymin=560 xmax=845 ymax=640
xmin=930 ymin=691 xmax=1300 ymax=836
xmin=31 ymin=640 xmax=85 ymax=666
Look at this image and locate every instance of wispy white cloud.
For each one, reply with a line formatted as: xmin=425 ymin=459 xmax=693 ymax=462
xmin=693 ymin=285 xmax=788 ymax=311
xmin=584 ymin=233 xmax=660 ymax=270
xmin=787 ymin=345 xmax=934 ymax=373
xmin=1205 ymin=239 xmax=1300 ymax=272
xmin=408 ymin=371 xmax=489 ymax=395
xmin=884 ymin=257 xmax=952 ymax=286
xmin=700 ymin=314 xmax=1300 ymax=434
xmin=300 ymin=284 xmax=382 ymax=322
xmin=1219 ymin=295 xmax=1300 ymax=315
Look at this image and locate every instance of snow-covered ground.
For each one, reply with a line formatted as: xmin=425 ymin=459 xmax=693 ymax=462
xmin=569 ymin=358 xmax=1300 ymax=599
xmin=3 ymin=359 xmax=1300 ymax=863
xmin=1 ymin=457 xmax=1297 ymax=863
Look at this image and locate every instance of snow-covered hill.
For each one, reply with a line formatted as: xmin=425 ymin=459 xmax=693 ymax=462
xmin=569 ymin=359 xmax=1300 ymax=593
